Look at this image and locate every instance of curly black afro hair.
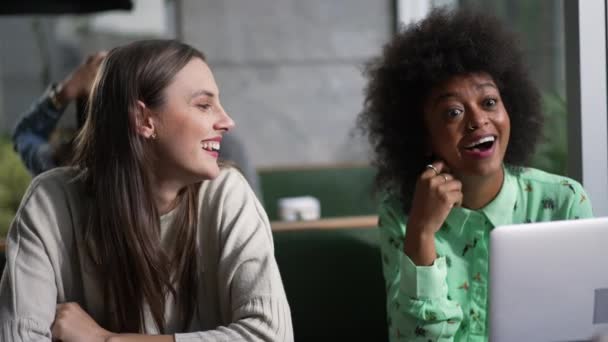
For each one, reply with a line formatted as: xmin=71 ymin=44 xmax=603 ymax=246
xmin=358 ymin=7 xmax=543 ymax=209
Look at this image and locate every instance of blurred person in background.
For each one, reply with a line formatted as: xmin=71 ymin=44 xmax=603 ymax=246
xmin=12 ymin=51 xmax=106 ymax=175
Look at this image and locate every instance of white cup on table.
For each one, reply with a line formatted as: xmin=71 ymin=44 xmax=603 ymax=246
xmin=277 ymin=196 xmax=321 ymax=221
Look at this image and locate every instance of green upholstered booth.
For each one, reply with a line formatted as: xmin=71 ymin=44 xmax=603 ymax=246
xmin=273 ymin=227 xmax=388 ymax=341
xmin=259 ymin=165 xmax=378 ymax=221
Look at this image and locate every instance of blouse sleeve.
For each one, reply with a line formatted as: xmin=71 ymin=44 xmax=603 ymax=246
xmin=378 ymin=196 xmax=463 ymax=342
xmin=565 ymin=181 xmax=593 ymax=219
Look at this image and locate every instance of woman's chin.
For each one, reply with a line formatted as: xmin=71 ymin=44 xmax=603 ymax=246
xmin=198 ymin=165 xmax=221 ymax=180
xmin=180 ymin=164 xmax=221 ymax=183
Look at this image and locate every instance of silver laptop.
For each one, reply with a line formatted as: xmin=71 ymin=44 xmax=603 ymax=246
xmin=490 ymin=217 xmax=608 ymax=342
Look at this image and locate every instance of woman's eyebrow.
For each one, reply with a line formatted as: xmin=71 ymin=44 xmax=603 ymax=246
xmin=475 ymin=82 xmax=497 ymax=91
xmin=434 ymin=92 xmax=459 ymax=102
xmin=190 ymin=89 xmax=215 ymax=100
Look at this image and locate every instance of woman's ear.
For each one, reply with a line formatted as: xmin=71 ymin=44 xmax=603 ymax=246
xmin=134 ymin=100 xmax=156 ymax=139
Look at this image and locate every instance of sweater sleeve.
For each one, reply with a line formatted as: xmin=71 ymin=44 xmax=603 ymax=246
xmin=0 ymin=175 xmax=62 ymax=341
xmin=175 ymin=169 xmax=293 ymax=342
xmin=378 ymin=197 xmax=463 ymax=342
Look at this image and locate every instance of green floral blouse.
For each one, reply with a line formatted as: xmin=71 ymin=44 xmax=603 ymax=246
xmin=379 ymin=166 xmax=594 ymax=341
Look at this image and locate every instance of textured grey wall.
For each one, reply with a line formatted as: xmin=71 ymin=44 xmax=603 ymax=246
xmin=179 ymin=0 xmax=392 ymax=167
xmin=0 ymin=16 xmax=166 ymax=135
xmin=0 ymin=1 xmax=391 ymax=168
xmin=0 ymin=18 xmax=60 ymax=134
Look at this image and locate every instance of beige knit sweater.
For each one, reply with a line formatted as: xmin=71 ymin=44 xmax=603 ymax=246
xmin=0 ymin=167 xmax=293 ymax=341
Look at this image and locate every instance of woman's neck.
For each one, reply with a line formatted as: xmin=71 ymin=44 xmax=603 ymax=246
xmin=459 ymin=168 xmax=505 ymax=210
xmin=149 ymin=174 xmax=185 ymax=215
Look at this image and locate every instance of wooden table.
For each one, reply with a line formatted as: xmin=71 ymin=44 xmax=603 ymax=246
xmin=271 ymin=215 xmax=378 ymax=232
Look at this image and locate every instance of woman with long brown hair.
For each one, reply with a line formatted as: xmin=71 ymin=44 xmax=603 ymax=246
xmin=0 ymin=39 xmax=293 ymax=342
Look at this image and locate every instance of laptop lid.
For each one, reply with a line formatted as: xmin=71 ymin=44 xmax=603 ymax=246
xmin=489 ymin=217 xmax=608 ymax=342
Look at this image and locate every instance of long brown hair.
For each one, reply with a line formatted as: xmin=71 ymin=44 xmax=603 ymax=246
xmin=72 ymin=40 xmax=206 ymax=333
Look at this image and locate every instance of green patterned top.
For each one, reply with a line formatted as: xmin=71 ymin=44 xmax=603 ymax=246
xmin=379 ymin=166 xmax=593 ymax=342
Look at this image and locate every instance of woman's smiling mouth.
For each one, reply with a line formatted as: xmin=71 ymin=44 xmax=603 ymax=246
xmin=201 ymin=137 xmax=221 ymax=157
xmin=462 ymin=135 xmax=496 ymax=158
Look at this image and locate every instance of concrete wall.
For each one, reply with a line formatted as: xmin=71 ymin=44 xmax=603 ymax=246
xmin=0 ymin=18 xmax=68 ymax=133
xmin=179 ymin=0 xmax=392 ymax=167
xmin=1 ymin=1 xmax=393 ymax=167
xmin=0 ymin=0 xmax=170 ymax=135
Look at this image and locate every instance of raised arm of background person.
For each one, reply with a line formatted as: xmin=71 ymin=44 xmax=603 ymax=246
xmin=11 ymin=52 xmax=106 ymax=175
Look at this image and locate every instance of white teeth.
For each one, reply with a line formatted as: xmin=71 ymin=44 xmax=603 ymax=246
xmin=465 ymin=136 xmax=495 ymax=148
xmin=202 ymin=141 xmax=221 ymax=152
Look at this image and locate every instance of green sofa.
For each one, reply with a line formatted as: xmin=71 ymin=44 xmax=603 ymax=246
xmin=273 ymin=227 xmax=388 ymax=341
xmin=259 ymin=165 xmax=378 ymax=221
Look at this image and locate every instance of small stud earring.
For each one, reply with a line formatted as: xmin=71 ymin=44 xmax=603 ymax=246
xmin=150 ymin=132 xmax=157 ymax=140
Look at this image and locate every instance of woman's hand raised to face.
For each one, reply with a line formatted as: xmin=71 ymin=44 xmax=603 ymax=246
xmin=403 ymin=161 xmax=462 ymax=265
xmin=408 ymin=161 xmax=462 ymax=235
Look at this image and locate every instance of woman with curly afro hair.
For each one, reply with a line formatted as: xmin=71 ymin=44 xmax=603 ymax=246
xmin=358 ymin=7 xmax=593 ymax=341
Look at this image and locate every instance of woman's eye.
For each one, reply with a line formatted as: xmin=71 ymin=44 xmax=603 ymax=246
xmin=198 ymin=104 xmax=212 ymax=111
xmin=484 ymin=98 xmax=497 ymax=107
xmin=446 ymin=108 xmax=463 ymax=118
